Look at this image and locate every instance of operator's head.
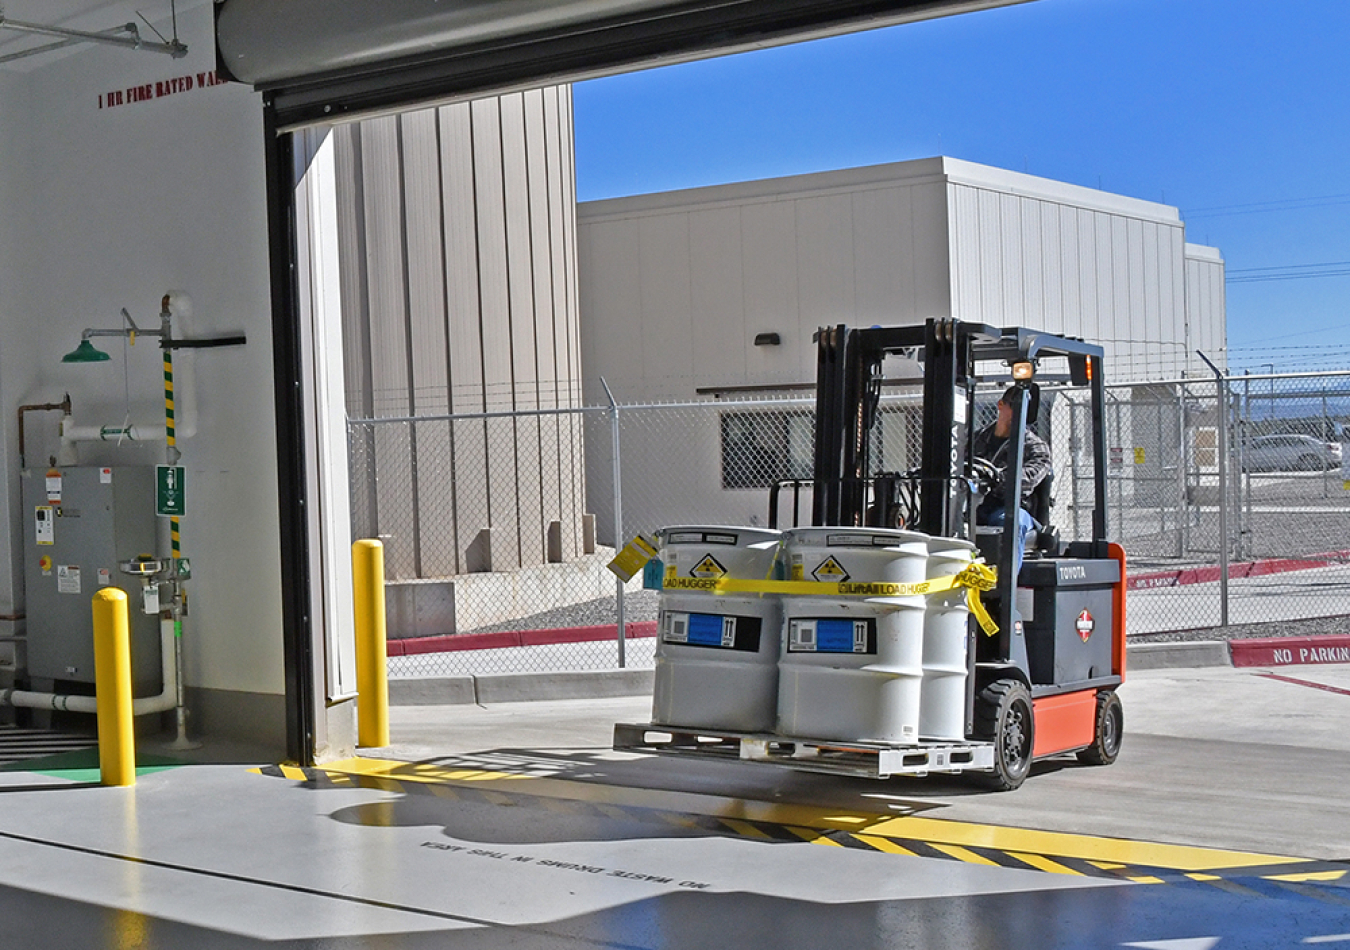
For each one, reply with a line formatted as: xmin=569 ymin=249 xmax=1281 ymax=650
xmin=995 ymin=386 xmax=1019 ymax=438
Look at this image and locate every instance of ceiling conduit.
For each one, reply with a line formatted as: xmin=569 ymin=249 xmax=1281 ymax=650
xmin=215 ymin=0 xmax=1034 ymax=129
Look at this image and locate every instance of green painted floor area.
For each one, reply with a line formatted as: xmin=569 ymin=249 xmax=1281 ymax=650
xmin=1 ymin=747 xmax=184 ymax=781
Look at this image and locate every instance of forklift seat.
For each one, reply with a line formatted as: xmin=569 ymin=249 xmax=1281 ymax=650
xmin=1026 ymin=473 xmax=1060 ymax=556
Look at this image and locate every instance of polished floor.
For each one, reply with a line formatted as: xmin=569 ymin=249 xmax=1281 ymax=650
xmin=0 ymin=665 xmax=1346 ymax=948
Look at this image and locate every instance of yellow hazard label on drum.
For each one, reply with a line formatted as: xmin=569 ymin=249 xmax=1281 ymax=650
xmin=812 ymin=556 xmax=849 ymax=582
xmin=691 ymin=555 xmax=727 ymax=579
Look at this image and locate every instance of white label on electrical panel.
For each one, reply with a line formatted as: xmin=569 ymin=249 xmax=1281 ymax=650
xmin=57 ymin=565 xmax=81 ymax=595
xmin=100 ymin=467 xmax=113 ymax=484
xmin=143 ymin=584 xmax=160 ymax=615
xmin=45 ymin=470 xmax=62 ymax=504
xmin=98 ymin=569 xmax=112 ymax=587
xmin=35 ymin=507 xmax=54 ymax=545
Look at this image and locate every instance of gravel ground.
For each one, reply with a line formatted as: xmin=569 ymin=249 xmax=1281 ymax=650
xmin=460 ymin=590 xmax=658 ymax=636
xmin=1127 ymin=613 xmax=1350 ymax=643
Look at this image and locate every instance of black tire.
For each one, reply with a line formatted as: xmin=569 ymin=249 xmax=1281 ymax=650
xmin=1076 ymin=689 xmax=1124 ymax=766
xmin=975 ymin=679 xmax=1034 ymax=791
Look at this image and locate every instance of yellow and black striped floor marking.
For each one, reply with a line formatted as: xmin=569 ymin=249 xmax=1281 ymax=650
xmin=252 ymin=758 xmax=1349 ymax=901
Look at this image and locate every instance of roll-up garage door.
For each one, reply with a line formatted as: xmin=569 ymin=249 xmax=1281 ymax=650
xmin=216 ymin=0 xmax=1033 ymax=129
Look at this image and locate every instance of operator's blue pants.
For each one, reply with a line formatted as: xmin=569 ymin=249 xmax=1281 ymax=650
xmin=983 ymin=506 xmax=1037 ymax=583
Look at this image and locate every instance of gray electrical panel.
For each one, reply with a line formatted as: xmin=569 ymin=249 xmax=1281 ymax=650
xmin=21 ymin=466 xmax=162 ymax=693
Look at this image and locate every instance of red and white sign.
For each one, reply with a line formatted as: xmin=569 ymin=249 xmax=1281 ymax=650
xmin=1075 ymin=609 xmax=1094 ymax=642
xmin=1230 ymin=636 xmax=1350 ymax=668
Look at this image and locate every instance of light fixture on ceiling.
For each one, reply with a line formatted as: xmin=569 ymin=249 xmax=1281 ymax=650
xmin=0 ymin=2 xmax=186 ymax=65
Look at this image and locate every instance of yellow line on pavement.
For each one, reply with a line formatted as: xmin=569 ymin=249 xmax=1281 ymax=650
xmin=929 ymin=843 xmax=1000 ymax=866
xmin=1008 ymin=852 xmax=1084 ymax=876
xmin=313 ymin=757 xmax=1305 ymax=874
xmin=862 ymin=815 xmax=1302 ymax=872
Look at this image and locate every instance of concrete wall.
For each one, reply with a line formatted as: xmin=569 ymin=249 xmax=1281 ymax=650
xmin=0 ymin=7 xmax=285 ymax=748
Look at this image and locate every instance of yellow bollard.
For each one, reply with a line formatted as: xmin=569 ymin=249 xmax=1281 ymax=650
xmin=352 ymin=539 xmax=390 ymax=748
xmin=92 ymin=588 xmax=135 ymax=787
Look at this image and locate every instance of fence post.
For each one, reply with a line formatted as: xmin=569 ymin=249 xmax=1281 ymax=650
xmin=1197 ymin=352 xmax=1229 ymax=627
xmin=601 ymin=377 xmax=626 ymax=669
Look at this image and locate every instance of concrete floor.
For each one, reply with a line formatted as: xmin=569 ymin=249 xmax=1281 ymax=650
xmin=0 ymin=664 xmax=1345 ymax=948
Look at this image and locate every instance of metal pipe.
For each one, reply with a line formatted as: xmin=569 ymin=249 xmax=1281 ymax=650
xmin=17 ymin=393 xmax=71 ymax=468
xmin=0 ymin=15 xmax=186 ymax=58
xmin=4 ymin=612 xmax=179 ymax=717
xmin=600 ymin=377 xmax=626 ymax=669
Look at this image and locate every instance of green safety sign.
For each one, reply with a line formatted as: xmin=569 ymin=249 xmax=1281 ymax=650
xmin=157 ymin=465 xmax=185 ymax=517
xmin=174 ymin=558 xmax=191 ymax=579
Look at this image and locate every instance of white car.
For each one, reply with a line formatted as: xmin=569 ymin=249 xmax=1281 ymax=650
xmin=1244 ymin=434 xmax=1343 ymax=472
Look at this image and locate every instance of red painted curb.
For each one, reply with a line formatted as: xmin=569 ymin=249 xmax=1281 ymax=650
xmin=1229 ymin=635 xmax=1350 ymax=668
xmin=387 ymin=622 xmax=658 ymax=657
xmin=1128 ymin=549 xmax=1350 ymax=591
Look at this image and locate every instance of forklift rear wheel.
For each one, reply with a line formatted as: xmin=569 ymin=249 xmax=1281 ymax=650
xmin=1076 ymin=689 xmax=1123 ymax=766
xmin=975 ymin=679 xmax=1034 ymax=791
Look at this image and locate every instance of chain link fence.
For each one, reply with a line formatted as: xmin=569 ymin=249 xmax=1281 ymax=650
xmin=350 ymin=371 xmax=1350 ymax=680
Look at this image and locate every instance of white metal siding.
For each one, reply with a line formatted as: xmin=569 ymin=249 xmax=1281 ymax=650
xmin=578 ymin=168 xmax=953 ymax=400
xmin=336 ymin=87 xmax=586 ymax=578
xmin=948 ymin=181 xmax=1191 ymax=381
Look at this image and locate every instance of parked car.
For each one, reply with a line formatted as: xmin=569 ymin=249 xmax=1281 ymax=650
xmin=1244 ymin=434 xmax=1343 ymax=472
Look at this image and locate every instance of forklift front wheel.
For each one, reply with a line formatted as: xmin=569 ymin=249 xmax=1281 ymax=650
xmin=976 ymin=679 xmax=1034 ymax=791
xmin=1076 ymin=689 xmax=1123 ymax=766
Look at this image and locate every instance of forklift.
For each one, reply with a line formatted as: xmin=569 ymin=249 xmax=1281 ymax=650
xmin=806 ymin=318 xmax=1125 ymax=789
xmin=616 ymin=318 xmax=1125 ymax=790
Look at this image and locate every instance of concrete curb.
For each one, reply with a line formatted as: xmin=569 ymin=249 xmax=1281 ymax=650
xmin=390 ymin=669 xmax=654 ymax=706
xmin=1125 ymin=640 xmax=1231 ymax=671
xmin=388 ymin=638 xmax=1345 ymax=706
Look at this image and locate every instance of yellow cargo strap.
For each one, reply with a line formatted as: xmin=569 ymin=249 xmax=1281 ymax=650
xmin=663 ymin=561 xmax=1000 ymax=636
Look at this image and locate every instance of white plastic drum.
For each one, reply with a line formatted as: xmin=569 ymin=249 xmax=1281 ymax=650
xmin=652 ymin=525 xmax=783 ymax=733
xmin=920 ymin=537 xmax=974 ymax=740
xmin=777 ymin=527 xmax=929 ymax=744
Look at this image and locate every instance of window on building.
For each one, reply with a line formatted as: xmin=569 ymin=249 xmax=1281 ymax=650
xmin=720 ymin=411 xmax=815 ymax=489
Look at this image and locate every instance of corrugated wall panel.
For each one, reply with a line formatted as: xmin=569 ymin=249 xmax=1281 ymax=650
xmin=638 ymin=213 xmax=695 ymax=392
xmin=360 ymin=116 xmax=418 ymax=578
xmin=579 ymin=218 xmax=642 ymax=399
xmin=852 ymin=186 xmax=910 ymax=323
xmin=334 ymin=128 xmax=377 ymax=541
xmin=909 ymin=181 xmax=950 ymax=320
xmin=471 ymin=97 xmax=521 ymax=568
xmin=740 ymin=201 xmax=801 ymax=381
xmin=440 ymin=100 xmax=485 ymax=573
xmin=794 ymin=193 xmax=856 ymax=344
xmin=339 ymin=86 xmax=585 ymax=579
xmin=400 ymin=109 xmax=457 ymax=576
xmin=501 ymin=93 xmax=540 ymax=567
xmin=688 ymin=207 xmax=747 ymax=389
xmin=545 ymin=87 xmax=581 ymax=557
xmin=523 ymin=89 xmax=563 ymax=561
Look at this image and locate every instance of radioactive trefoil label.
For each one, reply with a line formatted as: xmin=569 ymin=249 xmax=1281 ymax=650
xmin=811 ymin=556 xmax=849 ymax=582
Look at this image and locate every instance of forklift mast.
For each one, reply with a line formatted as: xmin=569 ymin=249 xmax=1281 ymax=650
xmin=811 ymin=318 xmax=1110 ymax=606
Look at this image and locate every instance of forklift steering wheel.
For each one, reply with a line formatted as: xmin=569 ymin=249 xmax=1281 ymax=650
xmin=970 ymin=458 xmax=1001 ymax=494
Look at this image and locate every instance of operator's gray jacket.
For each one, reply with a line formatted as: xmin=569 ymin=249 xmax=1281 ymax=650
xmin=972 ymin=424 xmax=1052 ymax=509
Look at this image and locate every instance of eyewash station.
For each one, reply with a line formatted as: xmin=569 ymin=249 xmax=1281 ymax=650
xmin=10 ymin=293 xmax=245 ymax=759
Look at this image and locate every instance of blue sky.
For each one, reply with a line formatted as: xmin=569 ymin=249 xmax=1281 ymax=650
xmin=573 ymin=0 xmax=1350 ymax=372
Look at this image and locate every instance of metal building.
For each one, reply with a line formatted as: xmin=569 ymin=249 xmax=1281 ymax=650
xmin=578 ymin=156 xmax=1226 ymax=402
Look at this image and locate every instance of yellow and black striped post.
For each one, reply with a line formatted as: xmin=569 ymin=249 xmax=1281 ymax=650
xmin=163 ymin=345 xmax=181 ymax=561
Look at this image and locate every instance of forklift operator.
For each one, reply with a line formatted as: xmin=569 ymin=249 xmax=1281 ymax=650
xmin=973 ymin=386 xmax=1053 ymax=579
